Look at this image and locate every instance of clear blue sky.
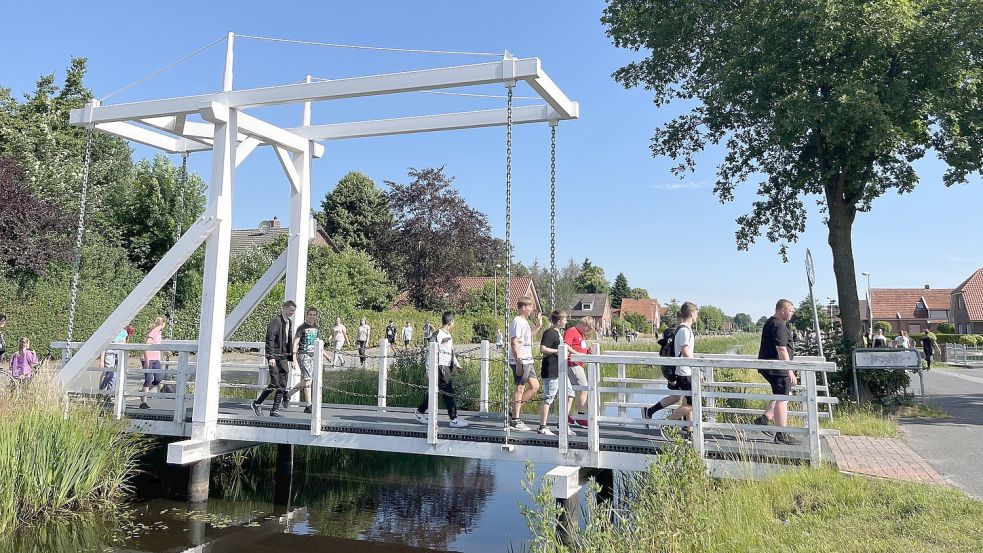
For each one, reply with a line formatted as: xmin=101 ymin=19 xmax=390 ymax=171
xmin=3 ymin=1 xmax=980 ymax=319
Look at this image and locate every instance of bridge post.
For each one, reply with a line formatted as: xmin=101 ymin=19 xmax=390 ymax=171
xmin=173 ymin=351 xmax=190 ymax=424
xmin=191 ymin=105 xmax=237 ymax=442
xmin=691 ymin=366 xmax=705 ymax=458
xmin=617 ymin=363 xmax=626 ymax=420
xmin=704 ymin=366 xmax=717 ymax=423
xmin=558 ymin=344 xmax=570 ymax=454
xmin=378 ymin=338 xmax=388 ymax=410
xmin=587 ymin=343 xmax=600 ymax=456
xmin=427 ymin=342 xmax=439 ymax=444
xmin=479 ymin=340 xmax=489 ymax=413
xmin=114 ymin=350 xmax=127 ymax=419
xmin=805 ymin=369 xmax=821 ymax=467
xmin=311 ymin=339 xmax=323 ymax=436
xmin=274 ymin=444 xmax=293 ymax=506
xmin=188 ymin=458 xmax=210 ymax=506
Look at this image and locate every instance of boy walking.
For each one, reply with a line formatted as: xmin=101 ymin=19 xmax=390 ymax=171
xmin=508 ymin=297 xmax=543 ymax=431
xmin=643 ymin=302 xmax=699 ymax=437
xmin=289 ymin=307 xmax=330 ymax=414
xmin=562 ymin=317 xmax=592 ymax=429
xmin=537 ymin=310 xmax=567 ymax=435
xmin=754 ymin=298 xmax=802 ymax=445
xmin=414 ymin=311 xmax=469 ymax=428
xmin=252 ymin=300 xmax=296 ymax=417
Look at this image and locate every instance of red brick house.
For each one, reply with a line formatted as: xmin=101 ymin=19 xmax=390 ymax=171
xmin=860 ymin=286 xmax=953 ymax=334
xmin=453 ymin=276 xmax=542 ymax=314
xmin=618 ymin=298 xmax=662 ymax=332
xmin=569 ymin=294 xmax=612 ymax=335
xmin=952 ymin=268 xmax=983 ymax=334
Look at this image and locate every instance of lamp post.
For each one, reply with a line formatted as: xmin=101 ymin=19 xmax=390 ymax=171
xmin=861 ymin=272 xmax=872 ymax=342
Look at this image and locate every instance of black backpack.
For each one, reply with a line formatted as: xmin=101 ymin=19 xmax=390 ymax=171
xmin=657 ymin=326 xmax=681 ymax=389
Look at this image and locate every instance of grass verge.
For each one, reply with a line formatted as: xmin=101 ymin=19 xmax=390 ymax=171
xmin=0 ymin=374 xmax=147 ymax=532
xmin=521 ymin=441 xmax=983 ymax=552
xmin=821 ymin=402 xmax=947 ymax=438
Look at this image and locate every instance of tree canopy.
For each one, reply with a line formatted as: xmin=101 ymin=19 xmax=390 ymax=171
xmin=317 ymin=171 xmax=393 ymax=254
xmin=611 ymin=272 xmax=630 ymax=308
xmin=603 ymin=0 xmax=983 ymax=347
xmin=574 ymin=258 xmax=610 ymax=294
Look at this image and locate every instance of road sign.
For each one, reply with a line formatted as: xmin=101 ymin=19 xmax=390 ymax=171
xmin=853 ymin=348 xmax=922 ymax=370
xmin=805 ymin=249 xmax=815 ymax=287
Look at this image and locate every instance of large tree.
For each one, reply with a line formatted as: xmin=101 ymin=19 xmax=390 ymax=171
xmin=603 ymin=0 xmax=983 ymax=348
xmin=316 ymin=171 xmax=393 ymax=254
xmin=574 ymin=258 xmax=610 ymax=294
xmin=733 ymin=312 xmax=754 ymax=332
xmin=611 ymin=272 xmax=631 ymax=308
xmin=111 ymin=155 xmax=207 ymax=271
xmin=386 ymin=167 xmax=495 ymax=310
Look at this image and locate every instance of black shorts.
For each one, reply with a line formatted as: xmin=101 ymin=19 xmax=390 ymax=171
xmin=676 ymin=375 xmax=693 ymax=405
xmin=759 ymin=370 xmax=792 ymax=395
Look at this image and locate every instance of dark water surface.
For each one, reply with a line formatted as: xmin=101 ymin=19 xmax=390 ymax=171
xmin=5 ymin=442 xmax=541 ymax=553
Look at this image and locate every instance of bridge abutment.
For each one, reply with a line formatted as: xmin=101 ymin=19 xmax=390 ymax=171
xmin=188 ymin=458 xmax=211 ymax=506
xmin=274 ymin=444 xmax=294 ymax=505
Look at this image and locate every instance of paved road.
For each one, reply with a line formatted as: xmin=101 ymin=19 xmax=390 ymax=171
xmin=900 ymin=366 xmax=983 ymax=498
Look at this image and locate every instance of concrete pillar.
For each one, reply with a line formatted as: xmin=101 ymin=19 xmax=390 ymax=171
xmin=188 ymin=458 xmax=211 ymax=506
xmin=595 ymin=468 xmax=615 ymax=505
xmin=555 ymin=494 xmax=579 ymax=547
xmin=274 ymin=444 xmax=294 ymax=505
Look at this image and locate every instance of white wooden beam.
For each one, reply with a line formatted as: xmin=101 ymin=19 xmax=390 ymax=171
xmin=57 ymin=214 xmax=219 ymax=384
xmin=527 ymin=68 xmax=579 ymax=119
xmin=94 ymin=122 xmax=186 ymax=153
xmin=290 ymin=105 xmax=571 ymax=141
xmin=71 ymin=58 xmax=543 ymax=124
xmin=284 ymin=144 xmax=313 ymax=336
xmin=273 ymin=145 xmax=301 ymax=192
xmin=167 ymin=438 xmax=258 ymax=464
xmin=223 ymin=249 xmax=288 ymax=340
xmin=235 ymin=136 xmax=262 ymax=167
xmin=191 ymin=108 xmax=238 ymax=442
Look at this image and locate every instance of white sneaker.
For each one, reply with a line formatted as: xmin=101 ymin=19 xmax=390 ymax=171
xmin=449 ymin=417 xmax=469 ymax=428
xmin=510 ymin=419 xmax=531 ymax=432
xmin=413 ymin=411 xmax=428 ymax=424
xmin=537 ymin=425 xmax=555 ymax=436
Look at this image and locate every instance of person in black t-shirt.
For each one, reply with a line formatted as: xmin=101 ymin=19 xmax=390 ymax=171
xmin=754 ymin=298 xmax=802 ymax=446
xmin=921 ymin=330 xmax=941 ymax=369
xmin=536 ymin=310 xmax=567 ymax=435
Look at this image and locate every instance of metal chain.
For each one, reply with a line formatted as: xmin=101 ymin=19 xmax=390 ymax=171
xmin=549 ymin=125 xmax=557 ymax=311
xmin=66 ymin=127 xmax=94 ymax=344
xmin=168 ymin=153 xmax=188 ymax=340
xmin=504 ymin=84 xmax=514 ymax=444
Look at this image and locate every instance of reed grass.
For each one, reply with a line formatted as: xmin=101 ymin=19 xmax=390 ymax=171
xmin=0 ymin=373 xmax=147 ymax=532
xmin=520 ymin=440 xmax=983 ymax=552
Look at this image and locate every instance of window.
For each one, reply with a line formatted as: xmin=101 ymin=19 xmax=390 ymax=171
xmin=929 ymin=310 xmax=948 ymax=319
xmin=960 ymin=295 xmax=966 ymax=310
xmin=582 ymin=303 xmax=593 ymax=311
xmin=908 ymin=324 xmax=921 ymax=333
xmin=916 ymin=300 xmax=926 ymax=309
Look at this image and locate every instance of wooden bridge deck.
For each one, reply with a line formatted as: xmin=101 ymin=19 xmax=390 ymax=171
xmin=116 ymin=397 xmax=829 ymax=473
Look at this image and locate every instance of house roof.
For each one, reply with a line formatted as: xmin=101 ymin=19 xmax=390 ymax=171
xmin=393 ymin=276 xmax=542 ymax=312
xmin=454 ymin=276 xmax=540 ymax=313
xmin=864 ymin=288 xmax=953 ymax=321
xmin=230 ymin=221 xmax=336 ymax=257
xmin=619 ymin=298 xmax=662 ymax=322
xmin=570 ymin=294 xmax=609 ymax=317
xmin=953 ymin=268 xmax=983 ymax=321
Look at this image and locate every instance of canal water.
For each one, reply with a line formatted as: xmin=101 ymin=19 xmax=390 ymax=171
xmin=3 ymin=440 xmax=546 ymax=553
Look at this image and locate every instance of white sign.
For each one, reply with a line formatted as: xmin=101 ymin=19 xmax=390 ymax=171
xmin=853 ymin=348 xmax=921 ymax=370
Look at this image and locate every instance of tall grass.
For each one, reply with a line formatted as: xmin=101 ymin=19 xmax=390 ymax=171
xmin=520 ymin=441 xmax=983 ymax=552
xmin=0 ymin=374 xmax=147 ymax=532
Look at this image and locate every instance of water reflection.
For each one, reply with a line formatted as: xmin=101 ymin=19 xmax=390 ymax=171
xmin=4 ymin=442 xmax=521 ymax=553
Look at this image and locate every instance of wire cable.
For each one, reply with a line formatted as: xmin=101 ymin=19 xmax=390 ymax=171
xmin=238 ymin=34 xmax=502 ymax=57
xmin=99 ymin=35 xmax=227 ymax=102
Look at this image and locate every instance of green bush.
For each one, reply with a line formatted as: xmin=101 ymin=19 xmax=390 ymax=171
xmin=874 ymin=321 xmax=893 ymax=332
xmin=937 ymin=321 xmax=956 ymax=333
xmin=958 ymin=334 xmax=979 ymax=346
xmin=470 ymin=313 xmax=500 ymax=343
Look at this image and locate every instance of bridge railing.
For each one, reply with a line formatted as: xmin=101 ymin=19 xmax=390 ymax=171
xmin=558 ymin=344 xmax=838 ymax=467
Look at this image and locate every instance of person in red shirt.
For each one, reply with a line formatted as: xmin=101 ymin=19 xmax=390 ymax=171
xmin=562 ymin=318 xmax=592 ymax=428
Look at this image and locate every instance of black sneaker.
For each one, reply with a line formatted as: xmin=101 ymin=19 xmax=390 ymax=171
xmin=269 ymin=410 xmax=283 ymax=418
xmin=139 ymin=402 xmax=150 ymax=410
xmin=303 ymin=405 xmax=313 ymax=414
xmin=282 ymin=397 xmax=290 ymax=409
xmin=774 ymin=432 xmax=802 ymax=446
xmin=251 ymin=402 xmax=263 ymax=416
xmin=754 ymin=414 xmax=775 ymax=438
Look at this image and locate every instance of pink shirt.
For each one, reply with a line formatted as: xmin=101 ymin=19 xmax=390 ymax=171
xmin=10 ymin=350 xmax=38 ymax=378
xmin=144 ymin=327 xmax=162 ymax=361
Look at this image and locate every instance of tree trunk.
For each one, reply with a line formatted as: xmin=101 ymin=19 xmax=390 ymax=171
xmin=825 ymin=193 xmax=863 ymax=349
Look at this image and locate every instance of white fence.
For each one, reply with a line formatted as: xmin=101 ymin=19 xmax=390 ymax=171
xmin=945 ymin=343 xmax=983 ymax=365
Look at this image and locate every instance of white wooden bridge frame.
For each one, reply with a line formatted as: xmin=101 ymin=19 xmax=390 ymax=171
xmin=59 ymin=40 xmax=579 ymax=457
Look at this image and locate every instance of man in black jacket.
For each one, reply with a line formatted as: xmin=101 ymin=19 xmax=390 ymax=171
xmin=252 ymin=300 xmax=296 ymax=417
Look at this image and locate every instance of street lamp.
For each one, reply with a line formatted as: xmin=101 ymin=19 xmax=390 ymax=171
xmin=861 ymin=272 xmax=872 ymax=342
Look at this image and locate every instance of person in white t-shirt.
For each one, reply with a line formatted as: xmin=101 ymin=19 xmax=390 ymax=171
xmin=508 ymin=296 xmax=543 ymax=432
xmin=402 ymin=322 xmax=414 ymax=348
xmin=895 ymin=331 xmax=911 ymax=349
xmin=644 ymin=302 xmax=699 ymax=440
xmin=356 ymin=318 xmax=370 ymax=366
xmin=414 ymin=311 xmax=469 ymax=428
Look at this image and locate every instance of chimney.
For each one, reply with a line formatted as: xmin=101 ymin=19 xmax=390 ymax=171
xmin=271 ymin=216 xmax=281 ymax=229
xmin=924 ymin=284 xmax=930 ymax=290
